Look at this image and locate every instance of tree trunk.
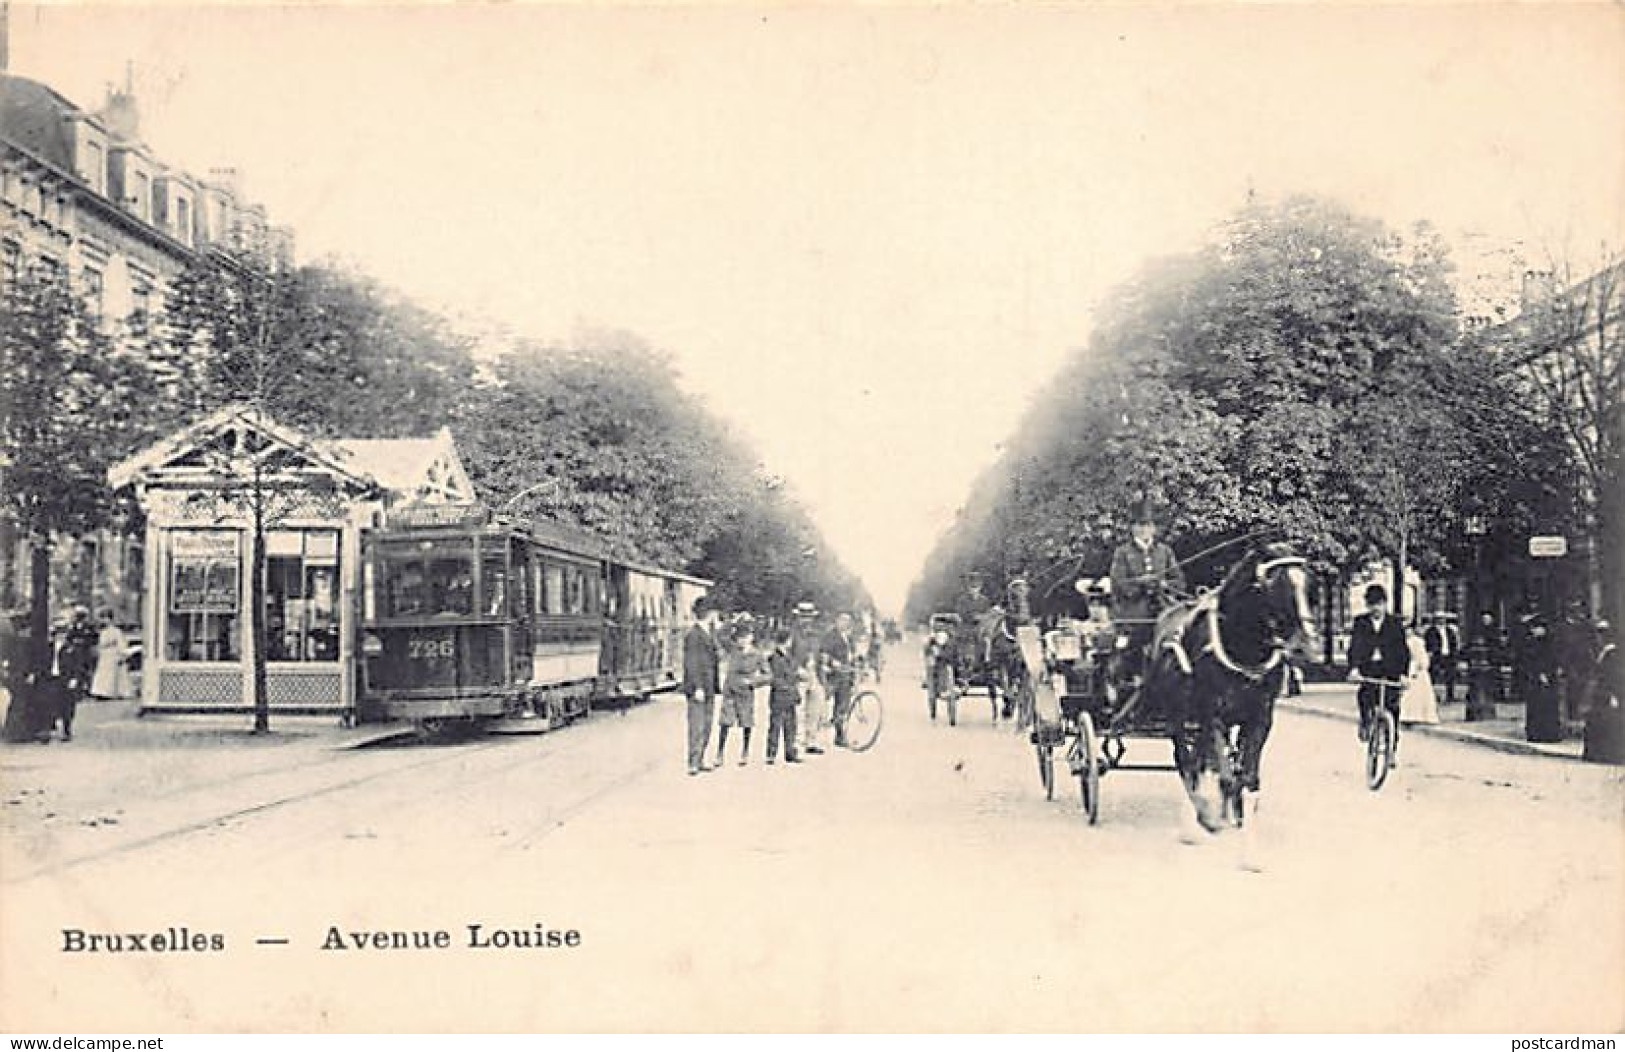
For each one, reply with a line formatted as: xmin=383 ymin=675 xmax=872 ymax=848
xmin=250 ymin=509 xmax=269 ymax=734
xmin=29 ymin=539 xmax=52 ymax=678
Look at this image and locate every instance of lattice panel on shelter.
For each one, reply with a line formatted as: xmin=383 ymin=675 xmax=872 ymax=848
xmin=267 ymin=671 xmax=343 ymax=707
xmin=159 ymin=668 xmax=243 ymax=705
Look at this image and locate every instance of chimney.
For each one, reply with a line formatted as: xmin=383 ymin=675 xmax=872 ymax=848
xmin=99 ymin=63 xmax=141 ymax=142
xmin=208 ymin=166 xmax=242 ymax=198
xmin=2 ymin=1 xmax=11 ymax=74
xmin=1521 ymin=269 xmax=1557 ymax=310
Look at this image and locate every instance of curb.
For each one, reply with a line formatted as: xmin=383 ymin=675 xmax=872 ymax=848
xmin=1279 ymin=698 xmax=1589 ymax=763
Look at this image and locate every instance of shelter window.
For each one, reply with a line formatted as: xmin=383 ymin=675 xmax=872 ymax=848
xmin=166 ymin=529 xmax=240 ymax=662
xmin=266 ymin=530 xmax=341 ymax=662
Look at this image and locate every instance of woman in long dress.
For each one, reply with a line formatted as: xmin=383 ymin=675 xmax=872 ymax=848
xmin=1400 ymin=621 xmax=1440 ymax=725
xmin=89 ymin=609 xmax=132 ymax=700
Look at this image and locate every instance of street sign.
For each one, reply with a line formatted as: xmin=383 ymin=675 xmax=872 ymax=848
xmin=1528 ymin=535 xmax=1568 ymax=559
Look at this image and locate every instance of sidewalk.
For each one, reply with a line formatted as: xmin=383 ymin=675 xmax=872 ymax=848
xmin=1284 ymin=683 xmax=1587 ymax=761
xmin=2 ymin=689 xmax=410 ymax=754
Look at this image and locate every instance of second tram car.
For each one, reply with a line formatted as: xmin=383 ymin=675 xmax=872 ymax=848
xmin=359 ymin=503 xmax=708 ymax=731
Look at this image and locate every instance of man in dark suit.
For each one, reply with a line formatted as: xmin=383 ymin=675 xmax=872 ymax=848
xmin=1423 ymin=614 xmax=1462 ymax=704
xmin=1108 ymin=504 xmax=1186 ymax=682
xmin=682 ymin=597 xmax=722 ymax=775
xmin=1347 ymin=583 xmax=1411 ymax=751
xmin=820 ymin=611 xmax=859 ymax=748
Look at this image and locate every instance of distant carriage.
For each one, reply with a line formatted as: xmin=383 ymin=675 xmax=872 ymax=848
xmin=359 ymin=503 xmax=708 ymax=733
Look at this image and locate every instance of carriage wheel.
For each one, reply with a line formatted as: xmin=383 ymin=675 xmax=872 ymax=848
xmin=1077 ymin=712 xmax=1101 ymax=825
xmin=846 ymin=690 xmax=883 ymax=753
xmin=1036 ymin=735 xmax=1055 ymax=800
xmin=1366 ymin=709 xmax=1396 ymax=791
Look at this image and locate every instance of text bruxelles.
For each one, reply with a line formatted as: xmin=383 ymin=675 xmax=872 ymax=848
xmin=60 ymin=923 xmax=582 ymax=953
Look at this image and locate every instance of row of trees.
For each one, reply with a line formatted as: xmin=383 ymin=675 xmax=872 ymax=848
xmin=2 ymin=246 xmax=870 ymax=688
xmin=905 ymin=196 xmax=1604 ymax=644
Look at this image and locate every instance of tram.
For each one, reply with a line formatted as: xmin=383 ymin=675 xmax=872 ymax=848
xmin=358 ymin=502 xmax=708 ymax=732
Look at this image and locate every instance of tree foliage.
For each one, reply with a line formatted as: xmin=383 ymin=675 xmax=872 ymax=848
xmin=453 ymin=337 xmax=870 ymax=614
xmin=906 ymin=196 xmax=1577 ymax=626
xmin=1 ymin=264 xmax=166 ymax=661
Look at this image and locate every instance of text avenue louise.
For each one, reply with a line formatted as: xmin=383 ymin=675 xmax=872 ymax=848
xmin=60 ymin=923 xmax=583 ymax=953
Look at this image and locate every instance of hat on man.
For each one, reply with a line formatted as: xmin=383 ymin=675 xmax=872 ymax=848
xmin=1129 ymin=498 xmax=1162 ymax=526
xmin=1364 ymin=583 xmax=1388 ymax=605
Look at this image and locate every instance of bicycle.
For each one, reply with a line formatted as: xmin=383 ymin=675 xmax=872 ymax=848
xmin=1352 ymin=673 xmax=1403 ymax=791
xmin=814 ymin=655 xmax=884 ymax=753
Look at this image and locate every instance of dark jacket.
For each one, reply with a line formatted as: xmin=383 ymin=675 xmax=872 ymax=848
xmin=1109 ymin=540 xmax=1186 ymax=622
xmin=681 ymin=623 xmax=721 ymax=697
xmin=1347 ymin=613 xmax=1410 ymax=682
xmin=768 ymin=649 xmax=801 ymax=708
xmin=57 ymin=619 xmax=97 ymax=689
xmin=819 ymin=627 xmax=858 ymax=685
xmin=1423 ymin=624 xmax=1460 ymax=662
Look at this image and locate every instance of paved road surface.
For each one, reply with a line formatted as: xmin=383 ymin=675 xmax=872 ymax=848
xmin=2 ymin=643 xmax=1621 ymax=1032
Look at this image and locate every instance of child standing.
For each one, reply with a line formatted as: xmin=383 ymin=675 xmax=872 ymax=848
xmin=766 ymin=627 xmax=802 ymax=765
xmin=717 ymin=623 xmax=767 ymax=766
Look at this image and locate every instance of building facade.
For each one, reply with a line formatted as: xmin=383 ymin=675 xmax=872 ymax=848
xmin=1 ymin=69 xmax=293 ymax=628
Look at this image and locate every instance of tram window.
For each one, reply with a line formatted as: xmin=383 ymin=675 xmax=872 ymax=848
xmin=565 ymin=565 xmax=585 ymax=615
xmin=541 ymin=561 xmax=565 ymax=615
xmin=381 ymin=542 xmax=474 ymax=617
xmin=482 ymin=552 xmax=508 ymax=617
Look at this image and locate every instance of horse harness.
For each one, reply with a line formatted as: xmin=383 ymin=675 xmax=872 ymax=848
xmin=1163 ymin=555 xmax=1306 ymax=689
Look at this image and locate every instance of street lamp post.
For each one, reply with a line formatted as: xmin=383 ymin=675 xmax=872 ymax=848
xmin=1465 ymin=514 xmax=1496 ymax=722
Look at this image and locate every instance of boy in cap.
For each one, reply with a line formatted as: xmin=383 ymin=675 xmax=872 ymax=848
xmin=717 ymin=620 xmax=767 ymax=766
xmin=765 ymin=626 xmax=802 ymax=765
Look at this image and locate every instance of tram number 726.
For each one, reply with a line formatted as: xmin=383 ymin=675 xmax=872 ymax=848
xmin=408 ymin=637 xmax=456 ymax=660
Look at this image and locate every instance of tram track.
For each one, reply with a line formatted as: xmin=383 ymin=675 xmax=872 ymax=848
xmin=2 ymin=707 xmax=666 ymax=885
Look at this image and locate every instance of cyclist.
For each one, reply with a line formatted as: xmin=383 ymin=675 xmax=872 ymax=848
xmin=1348 ymin=583 xmax=1411 ymax=758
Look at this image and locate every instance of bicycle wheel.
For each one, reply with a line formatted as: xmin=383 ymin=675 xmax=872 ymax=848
xmin=1037 ymin=734 xmax=1055 ymax=800
xmin=1366 ymin=709 xmax=1396 ymax=791
xmin=1077 ymin=711 xmax=1101 ymax=824
xmin=846 ymin=690 xmax=883 ymax=753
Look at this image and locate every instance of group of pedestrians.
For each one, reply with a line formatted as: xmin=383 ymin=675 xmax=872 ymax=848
xmin=2 ymin=606 xmax=134 ymax=744
xmin=680 ymin=597 xmax=873 ymax=776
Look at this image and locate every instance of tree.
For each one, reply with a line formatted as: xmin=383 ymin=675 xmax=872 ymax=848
xmin=455 ymin=337 xmax=869 ymax=614
xmin=0 ymin=263 xmax=161 ymax=688
xmin=906 ymin=195 xmax=1568 ymax=638
xmin=1490 ymin=256 xmax=1624 ymax=624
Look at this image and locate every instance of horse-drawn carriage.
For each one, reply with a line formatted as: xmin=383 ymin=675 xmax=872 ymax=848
xmin=1030 ymin=543 xmax=1317 ymax=831
xmin=923 ymin=612 xmax=1004 ymax=725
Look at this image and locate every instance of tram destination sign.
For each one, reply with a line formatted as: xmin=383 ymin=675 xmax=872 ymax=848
xmin=1528 ymin=535 xmax=1568 ymax=559
xmin=386 ymin=502 xmax=490 ymax=530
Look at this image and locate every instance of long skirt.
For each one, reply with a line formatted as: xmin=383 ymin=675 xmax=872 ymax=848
xmin=1400 ymin=670 xmax=1440 ymax=725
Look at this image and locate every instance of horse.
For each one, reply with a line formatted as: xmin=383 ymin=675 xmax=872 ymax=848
xmin=979 ymin=578 xmax=1044 ymax=724
xmin=1142 ymin=541 xmax=1316 ymax=835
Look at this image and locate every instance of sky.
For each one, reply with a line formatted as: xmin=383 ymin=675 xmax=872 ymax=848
xmin=10 ymin=3 xmax=1624 ymax=614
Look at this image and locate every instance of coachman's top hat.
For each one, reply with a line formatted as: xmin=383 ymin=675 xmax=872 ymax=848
xmin=1131 ymin=499 xmax=1164 ymax=526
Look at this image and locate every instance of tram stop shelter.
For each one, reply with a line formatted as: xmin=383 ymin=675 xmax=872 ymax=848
xmin=107 ymin=405 xmax=476 ymax=721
